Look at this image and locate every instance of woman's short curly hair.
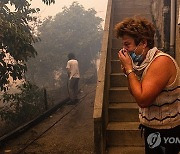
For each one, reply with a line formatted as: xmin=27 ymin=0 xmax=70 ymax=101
xmin=114 ymin=16 xmax=155 ymax=49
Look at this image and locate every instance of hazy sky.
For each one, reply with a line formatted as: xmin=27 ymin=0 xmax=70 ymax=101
xmin=30 ymin=0 xmax=108 ymax=22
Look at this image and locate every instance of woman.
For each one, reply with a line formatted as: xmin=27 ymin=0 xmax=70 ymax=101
xmin=114 ymin=16 xmax=180 ymax=154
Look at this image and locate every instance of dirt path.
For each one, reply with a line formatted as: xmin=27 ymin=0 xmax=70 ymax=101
xmin=1 ymin=84 xmax=96 ymax=154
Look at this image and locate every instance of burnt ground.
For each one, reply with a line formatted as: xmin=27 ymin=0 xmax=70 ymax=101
xmin=0 ymin=83 xmax=96 ymax=154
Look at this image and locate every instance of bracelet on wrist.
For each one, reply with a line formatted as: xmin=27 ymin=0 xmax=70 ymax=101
xmin=126 ymin=69 xmax=134 ymax=77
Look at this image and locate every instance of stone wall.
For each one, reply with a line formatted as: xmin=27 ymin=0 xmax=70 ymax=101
xmin=176 ymin=0 xmax=180 ymax=65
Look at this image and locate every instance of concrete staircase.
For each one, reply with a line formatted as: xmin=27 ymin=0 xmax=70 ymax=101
xmin=106 ymin=0 xmax=152 ymax=153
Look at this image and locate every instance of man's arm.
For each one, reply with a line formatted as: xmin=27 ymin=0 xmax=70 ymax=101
xmin=66 ymin=61 xmax=71 ymax=78
xmin=66 ymin=68 xmax=70 ymax=78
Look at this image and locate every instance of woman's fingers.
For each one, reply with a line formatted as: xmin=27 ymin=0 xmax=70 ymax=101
xmin=118 ymin=49 xmax=125 ymax=60
xmin=118 ymin=50 xmax=122 ymax=57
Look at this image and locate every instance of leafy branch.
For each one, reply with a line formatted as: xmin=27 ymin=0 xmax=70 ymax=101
xmin=0 ymin=0 xmax=55 ymax=91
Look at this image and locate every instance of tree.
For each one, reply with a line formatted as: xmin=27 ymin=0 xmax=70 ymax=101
xmin=0 ymin=0 xmax=55 ymax=91
xmin=26 ymin=2 xmax=103 ymax=89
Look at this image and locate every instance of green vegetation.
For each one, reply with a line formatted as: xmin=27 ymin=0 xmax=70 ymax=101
xmin=0 ymin=82 xmax=45 ymax=125
xmin=0 ymin=0 xmax=103 ymax=126
xmin=0 ymin=0 xmax=55 ymax=129
xmin=0 ymin=0 xmax=55 ymax=91
xmin=26 ymin=2 xmax=103 ymax=88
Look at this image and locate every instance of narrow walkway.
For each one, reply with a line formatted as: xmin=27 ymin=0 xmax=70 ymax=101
xmin=1 ymin=83 xmax=96 ymax=154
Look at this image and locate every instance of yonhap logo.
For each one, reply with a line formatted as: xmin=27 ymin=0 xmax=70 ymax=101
xmin=147 ymin=132 xmax=161 ymax=148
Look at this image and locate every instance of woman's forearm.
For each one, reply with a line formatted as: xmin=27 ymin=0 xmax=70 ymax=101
xmin=127 ymin=72 xmax=146 ymax=107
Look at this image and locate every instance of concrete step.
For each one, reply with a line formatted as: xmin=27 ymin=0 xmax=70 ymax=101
xmin=110 ymin=73 xmax=128 ymax=87
xmin=114 ymin=7 xmax=151 ymax=15
xmin=111 ymin=60 xmax=122 ymax=73
xmin=111 ymin=48 xmax=119 ymax=60
xmin=113 ymin=13 xmax=152 ymax=20
xmin=109 ymin=103 xmax=139 ymax=122
xmin=109 ymin=87 xmax=135 ymax=102
xmin=113 ymin=14 xmax=152 ymax=26
xmin=108 ymin=146 xmax=145 ymax=154
xmin=112 ymin=38 xmax=122 ymax=49
xmin=107 ymin=122 xmax=144 ymax=146
xmin=113 ymin=0 xmax=151 ymax=6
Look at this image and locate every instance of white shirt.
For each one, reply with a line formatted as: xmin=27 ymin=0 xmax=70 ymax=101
xmin=66 ymin=59 xmax=80 ymax=79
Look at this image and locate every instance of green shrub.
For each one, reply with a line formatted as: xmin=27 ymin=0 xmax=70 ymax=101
xmin=0 ymin=81 xmax=45 ymax=125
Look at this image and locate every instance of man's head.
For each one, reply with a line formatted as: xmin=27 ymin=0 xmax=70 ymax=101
xmin=68 ymin=53 xmax=75 ymax=60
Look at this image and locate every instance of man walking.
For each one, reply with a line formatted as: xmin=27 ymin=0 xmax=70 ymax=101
xmin=66 ymin=53 xmax=80 ymax=104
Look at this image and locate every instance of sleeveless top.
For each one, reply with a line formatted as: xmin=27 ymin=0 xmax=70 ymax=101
xmin=139 ymin=51 xmax=180 ymax=129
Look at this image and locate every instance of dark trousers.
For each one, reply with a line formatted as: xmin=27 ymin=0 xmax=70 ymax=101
xmin=140 ymin=125 xmax=180 ymax=154
xmin=69 ymin=77 xmax=79 ymax=100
